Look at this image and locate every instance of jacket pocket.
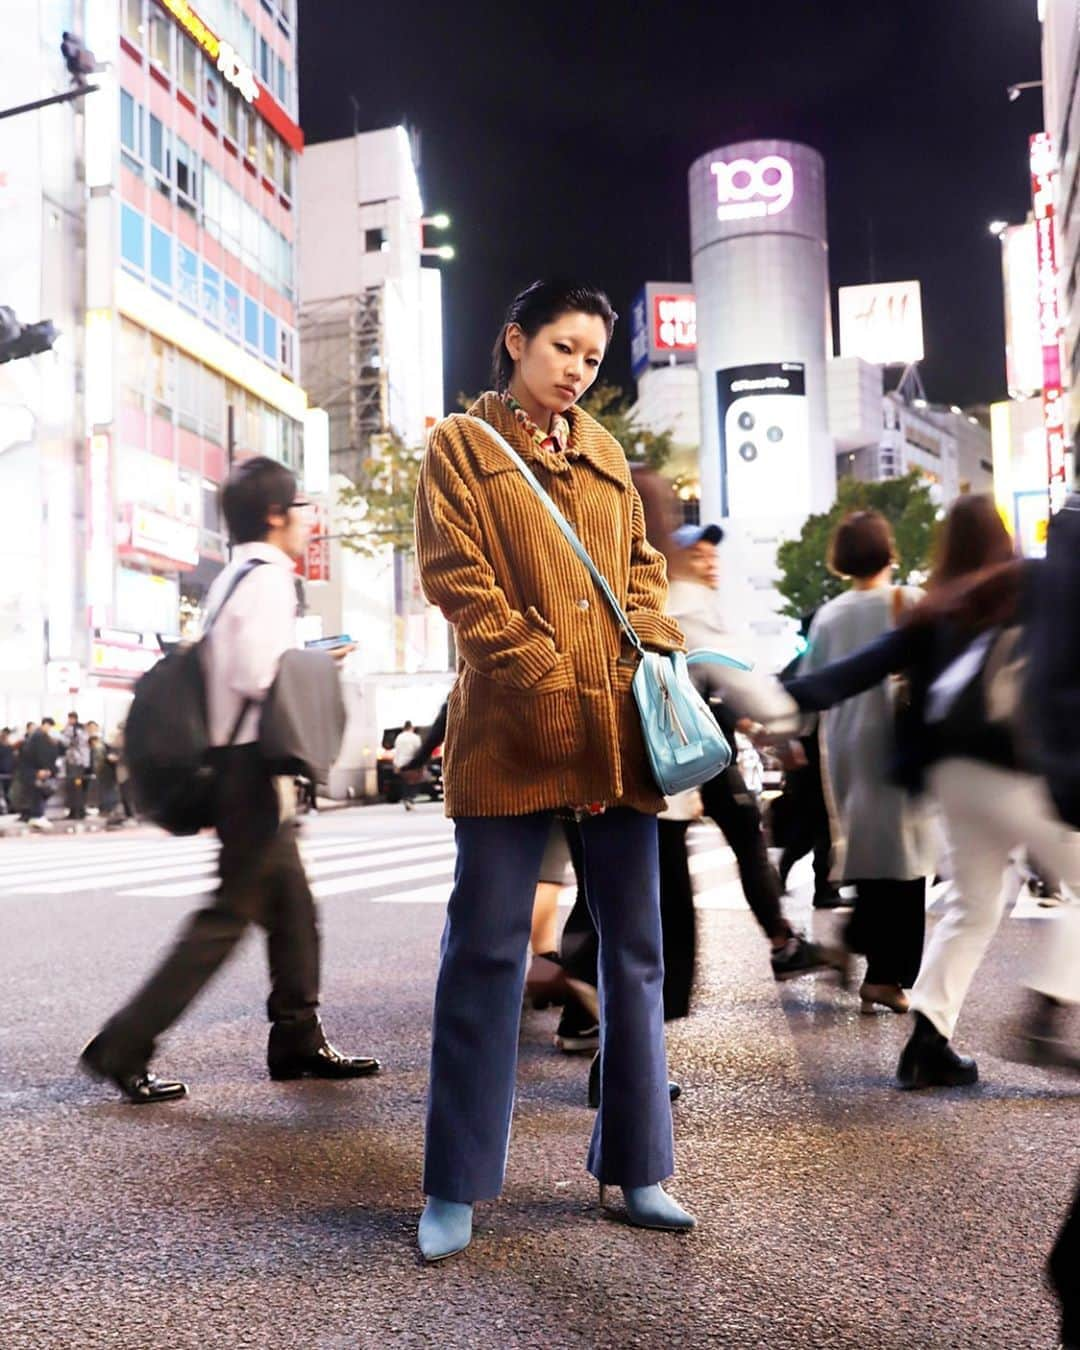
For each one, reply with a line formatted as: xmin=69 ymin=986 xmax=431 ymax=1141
xmin=475 ymin=651 xmax=585 ymax=773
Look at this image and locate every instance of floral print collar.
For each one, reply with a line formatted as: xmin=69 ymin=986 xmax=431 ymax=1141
xmin=503 ymin=392 xmax=570 ymax=454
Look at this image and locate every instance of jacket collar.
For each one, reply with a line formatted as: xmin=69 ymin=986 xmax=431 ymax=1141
xmin=455 ymin=392 xmax=628 ymax=489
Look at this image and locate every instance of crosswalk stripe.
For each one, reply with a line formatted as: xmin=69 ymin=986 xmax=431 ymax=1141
xmin=311 ymin=857 xmax=459 ymax=900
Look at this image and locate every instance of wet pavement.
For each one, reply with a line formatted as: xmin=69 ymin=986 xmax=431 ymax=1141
xmin=1 ymin=803 xmax=1076 ymax=1348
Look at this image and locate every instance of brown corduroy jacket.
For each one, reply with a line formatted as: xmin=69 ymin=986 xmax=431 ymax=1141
xmin=414 ymin=392 xmax=685 ymax=818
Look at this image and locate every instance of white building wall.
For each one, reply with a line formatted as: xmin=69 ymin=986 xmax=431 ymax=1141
xmin=632 ymin=365 xmax=700 ymax=448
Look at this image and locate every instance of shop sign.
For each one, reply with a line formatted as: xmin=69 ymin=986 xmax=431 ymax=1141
xmin=90 ymin=631 xmax=162 ymax=682
xmin=710 ymin=155 xmax=794 ymax=221
xmin=838 ymin=281 xmax=925 ymax=366
xmin=118 ymin=504 xmax=200 ymax=570
xmin=302 ymin=504 xmax=330 ymax=583
xmin=653 ymin=293 xmax=696 ymax=353
xmin=1030 ymin=132 xmax=1069 ymax=511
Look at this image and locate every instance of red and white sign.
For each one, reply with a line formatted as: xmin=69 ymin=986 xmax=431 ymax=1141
xmin=90 ymin=630 xmax=162 ymax=682
xmin=653 ymin=294 xmax=697 ymax=353
xmin=300 ymin=504 xmax=331 ymax=583
xmin=1030 ymin=132 xmax=1069 ymax=512
xmin=118 ymin=504 xmax=200 ymax=571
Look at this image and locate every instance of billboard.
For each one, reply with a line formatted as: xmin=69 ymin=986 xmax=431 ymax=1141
xmin=1030 ymin=131 xmax=1069 ymax=511
xmin=716 ymin=363 xmax=809 ymax=518
xmin=1001 ymin=220 xmax=1043 ymax=396
xmin=838 ymin=281 xmax=925 ymax=366
xmin=630 ymin=281 xmax=696 ymax=377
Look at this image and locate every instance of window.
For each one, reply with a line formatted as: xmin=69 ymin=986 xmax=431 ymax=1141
xmin=281 ymin=416 xmax=295 ymax=466
xmin=148 ymin=9 xmax=172 ymax=74
xmin=365 ymin=228 xmax=386 ymax=253
xmin=202 ymin=164 xmax=221 ymax=237
xmin=263 ymin=128 xmax=277 ymax=182
xmin=201 ymin=369 xmax=225 ymax=444
xmin=242 ymin=201 xmax=260 ymax=270
xmin=244 ymin=296 xmax=260 ymax=348
xmin=262 ymin=311 xmax=278 ymax=363
xmin=279 ymin=234 xmax=293 ymax=297
xmin=221 ymin=183 xmax=241 ymax=253
xmin=259 ymin=36 xmax=270 ymax=84
xmin=202 ymin=479 xmax=221 ymax=533
xmin=281 ymin=146 xmax=292 ymax=197
xmin=203 ymin=68 xmax=221 ymax=127
xmin=150 ymin=225 xmax=172 ymax=291
xmin=245 ymin=106 xmax=259 ymax=163
xmin=275 ymin=54 xmax=287 ymax=106
xmin=119 ymin=320 xmax=147 ymax=409
xmin=150 ymin=336 xmax=176 ymax=416
xmin=149 ymin=115 xmax=171 ymax=195
xmin=179 ymin=34 xmax=198 ymax=98
xmin=261 ymin=405 xmax=280 ymax=460
xmin=178 ymin=354 xmax=201 ymax=431
xmin=120 ymin=205 xmax=145 ymax=273
xmin=201 ymin=262 xmax=221 ymax=326
xmin=240 ymin=12 xmax=255 ymax=65
xmin=120 ymin=91 xmax=143 ymax=172
xmin=279 ymin=325 xmax=294 ymax=376
xmin=224 ymin=88 xmax=240 ymax=142
xmin=175 ymin=137 xmax=197 ymax=209
xmin=177 ymin=245 xmax=199 ymax=312
xmin=260 ymin=217 xmax=278 ymax=287
xmin=223 ymin=281 xmax=241 ymax=342
xmin=122 ymin=0 xmax=144 ymax=45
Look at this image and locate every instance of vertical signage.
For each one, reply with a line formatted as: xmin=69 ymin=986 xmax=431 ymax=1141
xmin=301 ymin=503 xmax=330 ymax=583
xmin=716 ymin=363 xmax=809 ymax=518
xmin=1030 ymin=132 xmax=1069 ymax=511
xmin=86 ymin=433 xmax=113 ymax=626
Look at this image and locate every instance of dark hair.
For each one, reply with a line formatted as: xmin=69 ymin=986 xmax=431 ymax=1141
xmin=930 ymin=493 xmax=1014 ymax=588
xmin=67 ymin=711 xmax=79 ymax=721
xmin=221 ymin=455 xmax=298 ymax=544
xmin=41 ymin=717 xmax=55 ymax=728
xmin=491 ymin=279 xmax=617 ymax=392
xmin=827 ymin=510 xmax=896 ymax=579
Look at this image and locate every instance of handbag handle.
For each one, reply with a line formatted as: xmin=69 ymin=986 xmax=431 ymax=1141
xmin=459 ymin=416 xmax=751 ymax=672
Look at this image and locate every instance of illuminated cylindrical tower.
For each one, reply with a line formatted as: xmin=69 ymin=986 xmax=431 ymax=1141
xmin=688 ymin=139 xmax=835 ymax=660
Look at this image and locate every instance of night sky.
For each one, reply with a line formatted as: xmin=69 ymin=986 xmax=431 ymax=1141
xmin=298 ymin=0 xmax=1044 ymax=412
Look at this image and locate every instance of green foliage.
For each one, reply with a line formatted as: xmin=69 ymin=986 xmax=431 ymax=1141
xmin=336 ymin=433 xmax=424 ymax=558
xmin=775 ymin=471 xmax=938 ymax=620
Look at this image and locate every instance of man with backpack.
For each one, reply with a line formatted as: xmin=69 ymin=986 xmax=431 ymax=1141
xmin=81 ymin=456 xmax=380 ymax=1104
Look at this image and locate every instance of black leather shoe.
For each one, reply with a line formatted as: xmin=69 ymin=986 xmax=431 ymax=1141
xmin=587 ymin=1051 xmax=681 ymax=1108
xmin=268 ymin=1042 xmax=381 ymax=1081
xmin=812 ymin=886 xmax=849 ymax=909
xmin=896 ymin=1014 xmax=978 ymax=1090
xmin=80 ymin=1040 xmax=188 ymax=1105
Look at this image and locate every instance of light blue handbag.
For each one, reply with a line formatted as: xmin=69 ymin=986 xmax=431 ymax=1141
xmin=463 ymin=417 xmax=751 ymax=796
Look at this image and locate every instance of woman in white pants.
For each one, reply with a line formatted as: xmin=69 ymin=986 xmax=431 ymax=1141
xmin=786 ymin=496 xmax=1080 ymax=1087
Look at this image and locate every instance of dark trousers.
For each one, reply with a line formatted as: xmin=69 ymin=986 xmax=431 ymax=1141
xmin=0 ymin=774 xmax=11 ymax=814
xmin=700 ymin=765 xmax=790 ymax=943
xmin=1050 ymin=1171 xmax=1080 ymax=1348
xmin=18 ymin=780 xmax=49 ymax=821
xmin=846 ymin=877 xmax=926 ymax=987
xmin=93 ymin=746 xmax=321 ymax=1073
xmin=424 ymin=808 xmax=673 ymax=1202
xmin=777 ymin=735 xmax=834 ymax=893
xmin=559 ymin=819 xmax=697 ymax=1021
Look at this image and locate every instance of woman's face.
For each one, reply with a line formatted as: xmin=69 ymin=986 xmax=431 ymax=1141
xmin=506 ymin=311 xmax=608 ymax=416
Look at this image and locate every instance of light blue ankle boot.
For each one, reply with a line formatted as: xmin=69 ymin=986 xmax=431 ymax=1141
xmin=601 ymin=1183 xmax=696 ymax=1231
xmin=417 ymin=1197 xmax=473 ymax=1261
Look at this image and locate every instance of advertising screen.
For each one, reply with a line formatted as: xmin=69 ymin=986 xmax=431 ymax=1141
xmin=716 ymin=363 xmax=809 ymax=517
xmin=838 ymin=281 xmax=925 ymax=366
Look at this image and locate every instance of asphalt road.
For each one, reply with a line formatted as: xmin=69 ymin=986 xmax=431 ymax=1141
xmin=1 ymin=803 xmax=1076 ymax=1349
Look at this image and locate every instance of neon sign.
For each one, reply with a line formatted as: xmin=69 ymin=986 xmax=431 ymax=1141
xmin=1030 ymin=132 xmax=1068 ymax=512
xmin=710 ymin=155 xmax=794 ymax=221
xmin=653 ymin=294 xmax=696 ymax=352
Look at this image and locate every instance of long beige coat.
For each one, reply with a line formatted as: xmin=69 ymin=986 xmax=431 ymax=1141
xmin=414 ymin=392 xmax=685 ymax=817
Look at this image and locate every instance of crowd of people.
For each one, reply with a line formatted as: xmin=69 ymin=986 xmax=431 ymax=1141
xmin=0 ymin=714 xmax=134 ymax=829
xmin=57 ymin=277 xmax=1078 ymax=1340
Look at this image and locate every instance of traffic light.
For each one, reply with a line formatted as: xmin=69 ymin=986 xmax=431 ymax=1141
xmin=60 ymin=31 xmax=98 ymax=86
xmin=0 ymin=306 xmax=59 ymax=365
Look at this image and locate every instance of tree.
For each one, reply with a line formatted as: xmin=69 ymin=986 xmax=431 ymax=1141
xmin=336 ymin=433 xmax=424 ymax=558
xmin=577 ymin=383 xmax=675 ymax=471
xmin=774 ymin=471 xmax=938 ymax=620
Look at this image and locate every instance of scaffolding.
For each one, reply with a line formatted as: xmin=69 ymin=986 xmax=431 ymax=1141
xmin=299 ymin=286 xmax=388 ymax=484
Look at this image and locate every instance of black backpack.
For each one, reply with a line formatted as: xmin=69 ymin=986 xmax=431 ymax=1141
xmin=125 ymin=560 xmax=265 ymax=835
xmin=1028 ymin=495 xmax=1080 ymax=826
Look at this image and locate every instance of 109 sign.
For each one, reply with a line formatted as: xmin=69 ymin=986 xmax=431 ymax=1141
xmin=710 ymin=155 xmax=794 ymax=222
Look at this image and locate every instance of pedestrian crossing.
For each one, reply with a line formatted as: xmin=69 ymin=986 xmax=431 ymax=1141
xmin=0 ymin=824 xmax=1068 ymax=917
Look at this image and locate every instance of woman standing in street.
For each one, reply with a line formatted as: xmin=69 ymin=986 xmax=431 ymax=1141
xmin=413 ymin=280 xmax=695 ymax=1261
xmin=798 ymin=511 xmax=935 ymax=1013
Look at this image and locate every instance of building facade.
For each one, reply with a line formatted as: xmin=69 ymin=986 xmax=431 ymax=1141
xmin=1 ymin=0 xmax=308 ymax=729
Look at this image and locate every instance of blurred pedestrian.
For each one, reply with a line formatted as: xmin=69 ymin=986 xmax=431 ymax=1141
xmin=413 ymin=278 xmax=695 ymax=1262
xmin=666 ymin=517 xmax=847 ymax=982
xmin=62 ymin=711 xmax=90 ymax=821
xmin=796 ymin=510 xmax=936 ymax=1014
xmin=81 ymin=456 xmax=380 ymax=1105
xmin=0 ymin=727 xmax=14 ymax=815
xmin=786 ymin=494 xmax=1080 ymax=1087
xmin=393 ymin=720 xmax=423 ymax=810
xmin=15 ymin=717 xmax=60 ymax=830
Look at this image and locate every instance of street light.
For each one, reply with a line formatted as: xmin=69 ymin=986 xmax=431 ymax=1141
xmin=988 ymin=219 xmax=1009 ymax=236
xmin=422 ymin=213 xmax=451 ymax=230
xmin=1007 ymin=80 xmax=1043 ymax=102
xmin=421 ymin=244 xmax=455 ymax=261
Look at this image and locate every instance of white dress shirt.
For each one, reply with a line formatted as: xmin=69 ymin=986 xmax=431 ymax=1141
xmin=202 ymin=542 xmax=299 ymax=746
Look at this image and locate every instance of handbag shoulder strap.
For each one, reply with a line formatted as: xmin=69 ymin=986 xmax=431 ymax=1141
xmin=203 ymin=558 xmax=267 ymax=636
xmin=459 ymin=415 xmax=645 ymax=656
